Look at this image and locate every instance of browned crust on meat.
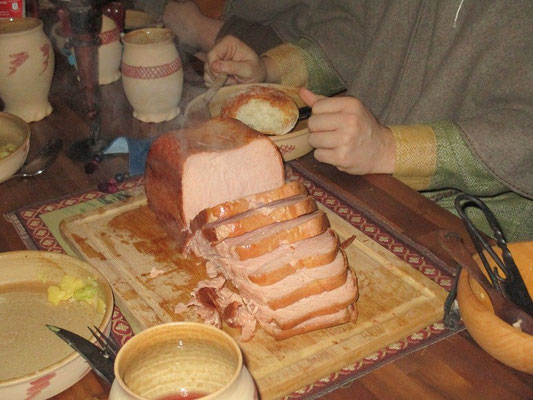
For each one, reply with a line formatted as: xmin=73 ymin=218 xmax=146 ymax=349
xmin=248 ymin=229 xmax=340 ymax=286
xmin=202 ymin=195 xmax=317 ymax=242
xmin=263 ymin=303 xmax=358 ymax=340
xmin=145 ymin=118 xmax=284 ymax=250
xmin=190 ymin=181 xmax=308 ymax=232
xmin=232 ymin=211 xmax=330 ymax=261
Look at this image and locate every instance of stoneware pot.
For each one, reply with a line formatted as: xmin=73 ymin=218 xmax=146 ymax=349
xmin=121 ymin=28 xmax=183 ymax=123
xmin=109 ymin=322 xmax=257 ymax=400
xmin=0 ymin=17 xmax=54 ymax=122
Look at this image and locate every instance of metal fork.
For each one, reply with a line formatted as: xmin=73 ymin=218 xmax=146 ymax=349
xmin=88 ymin=325 xmax=119 ymax=360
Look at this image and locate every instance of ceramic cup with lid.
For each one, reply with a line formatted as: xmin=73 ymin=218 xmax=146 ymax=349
xmin=0 ymin=17 xmax=54 ymax=122
xmin=121 ymin=28 xmax=183 ymax=123
xmin=109 ymin=322 xmax=257 ymax=400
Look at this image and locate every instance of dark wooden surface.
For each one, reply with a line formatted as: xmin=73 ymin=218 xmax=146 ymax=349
xmin=1 ymin=44 xmax=532 ymax=400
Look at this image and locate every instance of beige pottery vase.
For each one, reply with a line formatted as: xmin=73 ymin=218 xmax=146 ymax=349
xmin=121 ymin=28 xmax=183 ymax=123
xmin=0 ymin=17 xmax=54 ymax=122
xmin=98 ymin=15 xmax=122 ymax=85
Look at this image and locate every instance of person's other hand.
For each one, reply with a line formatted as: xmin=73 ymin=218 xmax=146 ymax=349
xmin=299 ymin=88 xmax=395 ymax=175
xmin=205 ymin=35 xmax=267 ymax=86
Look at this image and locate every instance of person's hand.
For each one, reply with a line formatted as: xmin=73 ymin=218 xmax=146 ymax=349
xmin=204 ymin=35 xmax=268 ymax=86
xmin=299 ymin=88 xmax=395 ymax=175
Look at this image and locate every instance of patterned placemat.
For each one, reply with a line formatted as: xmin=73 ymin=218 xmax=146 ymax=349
xmin=5 ymin=167 xmax=461 ymax=399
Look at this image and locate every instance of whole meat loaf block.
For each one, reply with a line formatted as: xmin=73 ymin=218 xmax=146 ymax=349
xmin=145 ymin=118 xmax=285 ymax=250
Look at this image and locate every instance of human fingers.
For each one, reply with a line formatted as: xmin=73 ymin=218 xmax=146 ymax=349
xmin=308 ymin=130 xmax=341 ymax=149
xmin=307 ymin=112 xmax=342 ymax=134
xmin=299 ymin=87 xmax=325 ymax=107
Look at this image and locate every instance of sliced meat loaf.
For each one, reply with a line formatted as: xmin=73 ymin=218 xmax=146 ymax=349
xmin=235 ymin=250 xmax=348 ymax=310
xmin=205 ymin=211 xmax=330 ymax=261
xmin=207 ymin=229 xmax=340 ymax=286
xmin=145 ymin=118 xmax=285 ymax=250
xmin=199 ymin=194 xmax=317 ymax=243
xmin=261 ymin=304 xmax=357 ymax=340
xmin=190 ymin=180 xmax=308 ymax=232
xmin=251 ymin=268 xmax=358 ymax=330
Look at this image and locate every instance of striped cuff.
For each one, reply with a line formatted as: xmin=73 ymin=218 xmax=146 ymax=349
xmin=389 ymin=125 xmax=437 ymax=190
xmin=262 ymin=43 xmax=308 ymax=88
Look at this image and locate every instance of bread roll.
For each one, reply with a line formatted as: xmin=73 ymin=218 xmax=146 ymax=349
xmin=220 ymin=86 xmax=299 ymax=135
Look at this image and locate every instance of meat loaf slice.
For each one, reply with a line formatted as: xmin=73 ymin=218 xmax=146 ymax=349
xmin=206 ymin=229 xmax=339 ymax=285
xmin=189 ymin=180 xmax=307 ymax=233
xmin=145 ymin=118 xmax=285 ymax=250
xmin=261 ymin=304 xmax=357 ymax=340
xmin=248 ymin=229 xmax=339 ymax=285
xmin=251 ymin=268 xmax=358 ymax=330
xmin=210 ymin=211 xmax=329 ymax=261
xmin=237 ymin=250 xmax=348 ymax=310
xmin=200 ymin=194 xmax=317 ymax=243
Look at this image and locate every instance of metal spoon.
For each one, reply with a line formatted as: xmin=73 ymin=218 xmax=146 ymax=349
xmin=6 ymin=138 xmax=63 ymax=180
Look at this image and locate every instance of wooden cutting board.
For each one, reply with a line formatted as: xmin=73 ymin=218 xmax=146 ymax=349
xmin=59 ymin=191 xmax=448 ymax=400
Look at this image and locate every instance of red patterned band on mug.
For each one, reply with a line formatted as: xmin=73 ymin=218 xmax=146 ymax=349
xmin=121 ymin=58 xmax=182 ymax=80
xmin=99 ymin=27 xmax=120 ymax=45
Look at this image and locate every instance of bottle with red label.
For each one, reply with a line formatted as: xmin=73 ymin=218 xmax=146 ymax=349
xmin=0 ymin=0 xmax=25 ymax=18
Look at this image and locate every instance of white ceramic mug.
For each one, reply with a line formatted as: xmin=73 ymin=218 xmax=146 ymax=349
xmin=121 ymin=28 xmax=183 ymax=123
xmin=109 ymin=322 xmax=257 ymax=400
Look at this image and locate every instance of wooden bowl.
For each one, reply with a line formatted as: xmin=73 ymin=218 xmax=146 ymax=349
xmin=209 ymin=83 xmax=312 ymax=161
xmin=457 ymin=241 xmax=533 ymax=373
xmin=0 ymin=251 xmax=114 ymax=399
xmin=0 ymin=111 xmax=30 ymax=183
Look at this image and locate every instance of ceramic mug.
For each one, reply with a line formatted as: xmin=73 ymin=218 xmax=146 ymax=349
xmin=109 ymin=322 xmax=258 ymax=400
xmin=50 ymin=15 xmax=121 ymax=85
xmin=121 ymin=28 xmax=183 ymax=123
xmin=0 ymin=17 xmax=54 ymax=122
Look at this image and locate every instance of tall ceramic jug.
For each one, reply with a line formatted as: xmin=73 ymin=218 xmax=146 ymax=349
xmin=0 ymin=17 xmax=54 ymax=122
xmin=121 ymin=28 xmax=183 ymax=123
xmin=98 ymin=15 xmax=122 ymax=85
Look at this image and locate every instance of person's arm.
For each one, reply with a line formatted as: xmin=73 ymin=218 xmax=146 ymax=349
xmin=262 ymin=38 xmax=345 ymax=95
xmin=390 ymin=122 xmax=511 ymax=195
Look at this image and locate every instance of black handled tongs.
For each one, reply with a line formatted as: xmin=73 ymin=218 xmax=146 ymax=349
xmin=454 ymin=193 xmax=533 ymax=317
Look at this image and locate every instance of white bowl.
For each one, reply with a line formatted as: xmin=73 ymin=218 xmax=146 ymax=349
xmin=0 ymin=111 xmax=30 ymax=183
xmin=208 ymin=83 xmax=313 ymax=161
xmin=0 ymin=251 xmax=114 ymax=400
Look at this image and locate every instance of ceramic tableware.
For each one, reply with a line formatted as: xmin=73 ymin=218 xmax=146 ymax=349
xmin=0 ymin=111 xmax=30 ymax=183
xmin=208 ymin=83 xmax=312 ymax=161
xmin=109 ymin=322 xmax=257 ymax=400
xmin=0 ymin=17 xmax=54 ymax=122
xmin=0 ymin=251 xmax=114 ymax=400
xmin=121 ymin=28 xmax=183 ymax=123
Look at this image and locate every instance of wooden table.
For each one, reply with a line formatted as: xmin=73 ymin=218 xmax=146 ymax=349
xmin=1 ymin=49 xmax=531 ymax=400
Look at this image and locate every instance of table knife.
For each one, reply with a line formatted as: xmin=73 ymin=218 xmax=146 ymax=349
xmin=46 ymin=325 xmax=115 ymax=386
